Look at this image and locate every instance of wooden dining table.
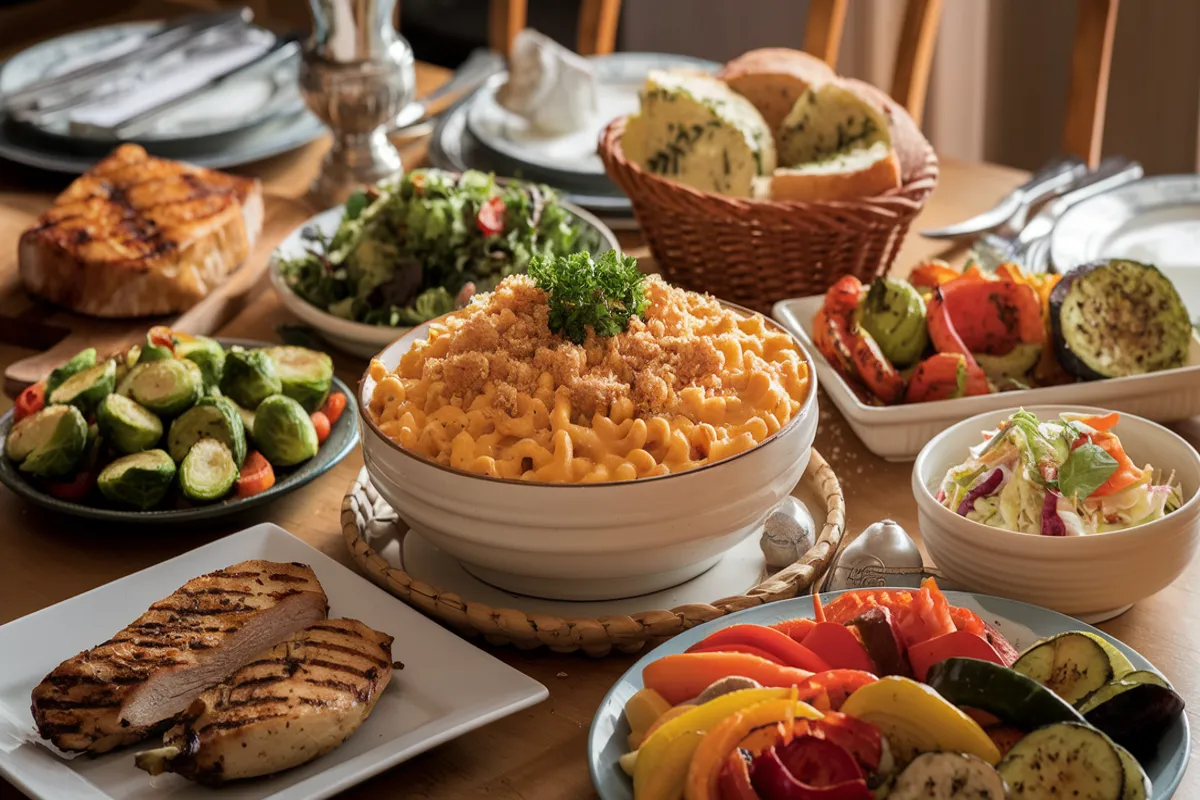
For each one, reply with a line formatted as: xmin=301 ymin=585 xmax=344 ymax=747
xmin=0 ymin=49 xmax=1197 ymax=800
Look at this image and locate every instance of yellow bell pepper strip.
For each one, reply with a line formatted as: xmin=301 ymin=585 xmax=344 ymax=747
xmin=684 ymin=699 xmax=823 ymax=800
xmin=638 ymin=705 xmax=697 ymax=748
xmin=838 ymin=676 xmax=1001 ymax=765
xmin=636 ymin=730 xmax=706 ymax=800
xmin=634 ymin=688 xmax=791 ymax=798
xmin=643 ymin=653 xmax=815 ymax=706
xmin=626 ymin=688 xmax=673 ymax=750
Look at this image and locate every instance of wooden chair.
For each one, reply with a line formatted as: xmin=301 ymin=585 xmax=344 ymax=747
xmin=802 ymin=0 xmax=944 ymax=124
xmin=488 ymin=0 xmax=621 ymax=58
xmin=1061 ymin=0 xmax=1120 ymax=167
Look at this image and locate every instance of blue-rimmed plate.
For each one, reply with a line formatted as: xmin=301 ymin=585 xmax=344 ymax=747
xmin=588 ymin=590 xmax=1190 ymax=800
xmin=0 ymin=339 xmax=358 ymax=523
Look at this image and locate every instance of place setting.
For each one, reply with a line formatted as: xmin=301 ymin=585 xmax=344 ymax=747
xmin=0 ymin=0 xmax=1198 ymax=798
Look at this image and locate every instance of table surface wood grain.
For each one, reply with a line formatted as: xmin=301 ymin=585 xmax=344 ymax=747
xmin=0 ymin=45 xmax=1196 ymax=800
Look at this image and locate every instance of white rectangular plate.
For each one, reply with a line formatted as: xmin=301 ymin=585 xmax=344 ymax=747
xmin=0 ymin=523 xmax=548 ymax=800
xmin=774 ymin=295 xmax=1200 ymax=461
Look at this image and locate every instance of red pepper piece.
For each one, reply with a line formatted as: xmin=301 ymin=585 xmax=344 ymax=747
xmin=719 ymin=750 xmax=761 ymax=800
xmin=14 ymin=381 xmax=45 ymax=423
xmin=690 ymin=643 xmax=786 ymax=665
xmin=688 ymin=625 xmax=832 ymax=673
xmin=800 ymin=623 xmax=874 ymax=673
xmin=751 ymin=739 xmax=872 ymax=800
xmin=906 ymin=630 xmax=1006 ymax=681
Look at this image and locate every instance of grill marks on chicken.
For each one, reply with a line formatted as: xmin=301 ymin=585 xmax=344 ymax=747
xmin=135 ymin=619 xmax=395 ymax=784
xmin=31 ymin=561 xmax=328 ymax=754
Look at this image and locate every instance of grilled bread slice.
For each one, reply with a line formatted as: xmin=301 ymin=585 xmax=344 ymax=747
xmin=31 ymin=560 xmax=328 ymax=754
xmin=758 ymin=141 xmax=902 ymax=201
xmin=135 ymin=618 xmax=395 ymax=784
xmin=18 ymin=143 xmax=264 ymax=318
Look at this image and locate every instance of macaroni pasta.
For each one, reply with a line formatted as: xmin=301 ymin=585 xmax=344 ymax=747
xmin=367 ymin=275 xmax=810 ymax=483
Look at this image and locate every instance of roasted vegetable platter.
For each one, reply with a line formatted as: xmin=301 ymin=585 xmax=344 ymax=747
xmin=773 ymin=260 xmax=1200 ymax=461
xmin=0 ymin=331 xmax=358 ymax=523
xmin=589 ymin=585 xmax=1189 ymax=800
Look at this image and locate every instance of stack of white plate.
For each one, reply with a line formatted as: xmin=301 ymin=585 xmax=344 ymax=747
xmin=0 ymin=21 xmax=325 ymax=174
xmin=428 ymin=52 xmax=720 ymax=230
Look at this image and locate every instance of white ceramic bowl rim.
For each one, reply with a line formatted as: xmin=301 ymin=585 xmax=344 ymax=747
xmin=269 ymin=183 xmax=622 ymax=339
xmin=914 ymin=404 xmax=1200 ymax=542
xmin=358 ymin=300 xmax=819 ymax=489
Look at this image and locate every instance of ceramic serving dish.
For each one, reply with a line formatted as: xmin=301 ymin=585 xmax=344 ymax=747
xmin=357 ymin=309 xmax=820 ymax=601
xmin=269 ymin=195 xmax=621 ymax=359
xmin=774 ymin=295 xmax=1200 ymax=461
xmin=912 ymin=405 xmax=1200 ymax=622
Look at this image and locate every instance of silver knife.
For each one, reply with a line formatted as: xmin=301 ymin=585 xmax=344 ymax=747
xmin=972 ymin=156 xmax=1143 ymax=271
xmin=391 ymin=48 xmax=504 ymax=131
xmin=920 ymin=155 xmax=1088 ymax=240
xmin=1 ymin=8 xmax=253 ymax=115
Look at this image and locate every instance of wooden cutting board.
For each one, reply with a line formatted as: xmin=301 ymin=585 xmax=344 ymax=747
xmin=1 ymin=194 xmax=315 ymax=397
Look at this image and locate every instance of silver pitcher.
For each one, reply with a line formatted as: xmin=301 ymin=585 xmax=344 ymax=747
xmin=301 ymin=0 xmax=415 ymax=206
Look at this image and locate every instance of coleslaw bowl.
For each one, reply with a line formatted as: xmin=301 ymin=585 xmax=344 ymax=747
xmin=358 ymin=307 xmax=819 ymax=601
xmin=913 ymin=405 xmax=1200 ymax=622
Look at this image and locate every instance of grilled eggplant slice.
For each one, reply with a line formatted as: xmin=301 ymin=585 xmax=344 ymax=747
xmin=30 ymin=560 xmax=328 ymax=753
xmin=998 ymin=722 xmax=1123 ymax=799
xmin=1050 ymin=259 xmax=1191 ymax=380
xmin=135 ymin=618 xmax=393 ymax=784
xmin=889 ymin=752 xmax=1007 ymax=799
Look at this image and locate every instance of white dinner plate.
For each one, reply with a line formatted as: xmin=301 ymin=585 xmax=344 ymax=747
xmin=773 ymin=295 xmax=1200 ymax=461
xmin=464 ymin=52 xmax=719 ymax=183
xmin=1049 ymin=175 xmax=1200 ymax=319
xmin=0 ymin=523 xmax=548 ymax=800
xmin=588 ymin=590 xmax=1190 ymax=800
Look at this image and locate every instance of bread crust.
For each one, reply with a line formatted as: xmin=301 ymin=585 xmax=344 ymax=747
xmin=837 ymin=77 xmax=930 ymax=181
xmin=766 ymin=148 xmax=902 ymax=202
xmin=717 ymin=48 xmax=835 ymax=145
xmin=18 ymin=144 xmax=263 ymax=319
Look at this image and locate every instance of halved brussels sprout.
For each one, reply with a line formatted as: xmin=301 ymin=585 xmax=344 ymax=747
xmin=97 ymin=393 xmax=163 ymax=455
xmin=139 ymin=343 xmax=174 ymax=363
xmin=46 ymin=348 xmax=97 ymax=397
xmin=233 ymin=403 xmax=256 ymax=437
xmin=220 ymin=348 xmax=282 ymax=410
xmin=253 ymin=394 xmax=319 ymax=466
xmin=179 ymin=438 xmax=238 ymax=502
xmin=263 ymin=346 xmax=333 ymax=413
xmin=6 ymin=404 xmax=88 ymax=479
xmin=117 ymin=359 xmax=202 ymax=418
xmin=176 ymin=336 xmax=226 ymax=390
xmin=97 ymin=449 xmax=176 ymax=510
xmin=48 ymin=360 xmax=116 ymax=414
xmin=168 ymin=396 xmax=246 ymax=466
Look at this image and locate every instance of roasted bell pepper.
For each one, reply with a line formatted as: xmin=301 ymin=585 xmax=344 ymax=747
xmin=13 ymin=381 xmax=45 ymax=423
xmin=751 ymin=738 xmax=872 ymax=799
xmin=685 ymin=698 xmax=823 ymax=800
xmin=634 ymin=689 xmax=792 ymax=796
xmin=812 ymin=307 xmax=860 ymax=384
xmin=906 ymin=630 xmax=1006 ymax=682
xmin=905 ymin=352 xmax=988 ymax=402
xmin=637 ymin=730 xmax=707 ymax=800
xmin=625 ymin=688 xmax=672 ymax=750
xmin=689 ymin=625 xmax=832 ymax=673
xmin=718 ymin=751 xmax=761 ymax=800
xmin=793 ymin=670 xmax=878 ymax=713
xmin=771 ymin=618 xmax=818 ymax=643
xmin=839 ymin=676 xmax=1001 ymax=764
xmin=691 ymin=643 xmax=785 ymax=664
xmin=643 ymin=654 xmax=815 ymax=706
xmin=847 ymin=326 xmax=906 ymax=405
xmin=908 ymin=259 xmax=961 ymax=290
xmin=927 ymin=278 xmax=1044 ymax=358
xmin=810 ymin=712 xmax=882 ymax=772
xmin=800 ymin=624 xmax=874 ymax=673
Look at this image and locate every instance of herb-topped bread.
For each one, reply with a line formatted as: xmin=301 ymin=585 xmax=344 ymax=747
xmin=759 ymin=140 xmax=901 ymax=202
xmin=777 ymin=80 xmax=893 ymax=168
xmin=622 ymin=70 xmax=776 ymax=197
xmin=716 ymin=48 xmax=835 ymax=148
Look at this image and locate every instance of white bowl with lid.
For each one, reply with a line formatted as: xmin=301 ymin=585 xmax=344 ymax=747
xmin=357 ymin=310 xmax=819 ymax=601
xmin=913 ymin=405 xmax=1200 ymax=622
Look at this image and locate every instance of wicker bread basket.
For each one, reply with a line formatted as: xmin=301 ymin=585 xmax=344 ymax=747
xmin=599 ymin=117 xmax=940 ymax=313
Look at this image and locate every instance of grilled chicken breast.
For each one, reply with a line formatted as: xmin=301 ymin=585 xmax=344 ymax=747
xmin=31 ymin=561 xmax=328 ymax=754
xmin=135 ymin=618 xmax=395 ymax=784
xmin=18 ymin=143 xmax=264 ymax=318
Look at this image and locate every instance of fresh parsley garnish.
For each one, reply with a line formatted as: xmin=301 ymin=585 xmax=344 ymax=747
xmin=528 ymin=250 xmax=648 ymax=344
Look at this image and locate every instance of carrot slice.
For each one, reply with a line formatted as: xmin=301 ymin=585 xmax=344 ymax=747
xmin=689 ymin=643 xmax=785 ymax=665
xmin=311 ymin=411 xmax=332 ymax=444
xmin=642 ymin=653 xmax=815 ymax=706
xmin=236 ymin=451 xmax=276 ymax=498
xmin=321 ymin=391 xmax=348 ymax=424
xmin=688 ymin=625 xmax=832 ymax=672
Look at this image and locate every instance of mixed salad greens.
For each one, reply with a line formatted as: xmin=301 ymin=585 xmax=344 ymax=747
xmin=277 ymin=169 xmax=604 ymax=327
xmin=938 ymin=410 xmax=1183 ymax=535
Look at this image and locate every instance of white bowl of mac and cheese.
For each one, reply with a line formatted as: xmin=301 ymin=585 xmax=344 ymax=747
xmin=358 ymin=273 xmax=818 ymax=601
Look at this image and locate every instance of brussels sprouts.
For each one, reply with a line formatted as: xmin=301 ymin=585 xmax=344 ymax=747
xmin=6 ymin=404 xmax=88 ymax=479
xmin=139 ymin=343 xmax=174 ymax=363
xmin=96 ymin=394 xmax=163 ymax=455
xmin=168 ymin=396 xmax=246 ymax=466
xmin=220 ymin=348 xmax=282 ymax=410
xmin=234 ymin=403 xmax=256 ymax=437
xmin=263 ymin=346 xmax=333 ymax=413
xmin=179 ymin=439 xmax=238 ymax=502
xmin=46 ymin=348 xmax=97 ymax=397
xmin=176 ymin=336 xmax=226 ymax=390
xmin=253 ymin=395 xmax=319 ymax=466
xmin=97 ymin=449 xmax=176 ymax=510
xmin=117 ymin=359 xmax=202 ymax=418
xmin=48 ymin=360 xmax=116 ymax=414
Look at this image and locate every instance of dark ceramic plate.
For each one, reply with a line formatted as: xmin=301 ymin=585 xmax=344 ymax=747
xmin=0 ymin=339 xmax=358 ymax=523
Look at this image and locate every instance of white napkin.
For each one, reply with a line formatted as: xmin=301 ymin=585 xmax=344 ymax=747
xmin=63 ymin=25 xmax=275 ymax=131
xmin=496 ymin=29 xmax=598 ymax=136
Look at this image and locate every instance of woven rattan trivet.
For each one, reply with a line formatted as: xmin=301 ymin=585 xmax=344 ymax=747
xmin=341 ymin=449 xmax=845 ymax=656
